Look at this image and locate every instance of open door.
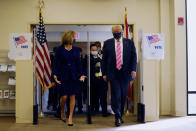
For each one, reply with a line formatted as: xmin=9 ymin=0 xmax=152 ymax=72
xmin=31 ymin=24 xmax=137 ymax=125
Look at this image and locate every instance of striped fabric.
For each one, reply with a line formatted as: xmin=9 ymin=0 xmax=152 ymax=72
xmin=116 ymin=40 xmax=122 ymax=70
xmin=35 ymin=8 xmax=52 ymax=91
xmin=123 ymin=8 xmax=134 ymax=100
xmin=123 ymin=8 xmax=131 ymax=39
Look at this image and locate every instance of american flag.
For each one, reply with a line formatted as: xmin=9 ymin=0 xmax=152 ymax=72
xmin=147 ymin=35 xmax=160 ymax=44
xmin=14 ymin=36 xmax=27 ymax=45
xmin=123 ymin=8 xmax=133 ymax=100
xmin=35 ymin=8 xmax=52 ymax=91
xmin=123 ymin=8 xmax=130 ymax=39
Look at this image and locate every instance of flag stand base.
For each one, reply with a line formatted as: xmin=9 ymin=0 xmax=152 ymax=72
xmin=39 ymin=110 xmax=44 ymax=118
xmin=137 ymin=103 xmax=145 ymax=123
xmin=33 ymin=104 xmax=38 ymax=125
xmin=87 ymin=105 xmax=92 ymax=124
xmin=125 ymin=110 xmax=130 ymax=116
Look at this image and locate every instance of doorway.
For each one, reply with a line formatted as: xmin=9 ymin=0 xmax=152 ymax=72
xmin=31 ymin=24 xmax=137 ymax=123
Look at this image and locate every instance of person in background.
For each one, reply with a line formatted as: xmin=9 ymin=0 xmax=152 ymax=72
xmin=53 ymin=30 xmax=86 ymax=126
xmin=76 ymin=48 xmax=87 ymax=114
xmin=102 ymin=25 xmax=137 ymax=126
xmin=48 ymin=47 xmax=58 ymax=111
xmin=90 ymin=43 xmax=110 ymax=117
xmin=95 ymin=41 xmax=102 ymax=56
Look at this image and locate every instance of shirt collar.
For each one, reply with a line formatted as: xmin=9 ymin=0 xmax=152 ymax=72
xmin=114 ymin=37 xmax=123 ymax=43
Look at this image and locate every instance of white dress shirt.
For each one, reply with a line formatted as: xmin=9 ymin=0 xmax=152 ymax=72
xmin=115 ymin=37 xmax=123 ymax=64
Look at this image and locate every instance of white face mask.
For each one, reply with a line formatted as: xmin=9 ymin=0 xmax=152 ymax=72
xmin=91 ymin=51 xmax=98 ymax=56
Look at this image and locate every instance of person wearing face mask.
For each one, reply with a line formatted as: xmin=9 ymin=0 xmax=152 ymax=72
xmin=53 ymin=30 xmax=86 ymax=126
xmin=95 ymin=41 xmax=102 ymax=56
xmin=90 ymin=44 xmax=110 ymax=117
xmin=102 ymin=25 xmax=137 ymax=126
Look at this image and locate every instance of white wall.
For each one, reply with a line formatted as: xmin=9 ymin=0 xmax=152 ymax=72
xmin=159 ymin=0 xmax=173 ymax=115
xmin=173 ymin=0 xmax=187 ymax=116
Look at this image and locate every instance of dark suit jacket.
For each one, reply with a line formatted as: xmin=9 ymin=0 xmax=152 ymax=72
xmin=53 ymin=46 xmax=82 ymax=81
xmin=81 ymin=55 xmax=88 ymax=76
xmin=102 ymin=38 xmax=137 ymax=81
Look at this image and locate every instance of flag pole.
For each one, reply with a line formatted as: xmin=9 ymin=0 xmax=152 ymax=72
xmin=125 ymin=97 xmax=130 ymax=116
xmin=37 ymin=0 xmax=47 ymax=118
xmin=38 ymin=4 xmax=44 ymax=118
xmin=87 ymin=31 xmax=92 ymax=124
xmin=124 ymin=7 xmax=131 ymax=116
xmin=33 ymin=27 xmax=38 ymax=124
xmin=39 ymin=83 xmax=44 ymax=117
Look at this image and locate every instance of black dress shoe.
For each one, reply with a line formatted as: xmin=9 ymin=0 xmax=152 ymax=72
xmin=120 ymin=118 xmax=124 ymax=123
xmin=115 ymin=117 xmax=122 ymax=127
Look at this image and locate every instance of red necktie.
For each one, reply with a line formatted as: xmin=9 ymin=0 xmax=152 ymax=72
xmin=116 ymin=40 xmax=122 ymax=70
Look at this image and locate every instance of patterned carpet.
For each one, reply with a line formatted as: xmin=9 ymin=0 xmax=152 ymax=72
xmin=1 ymin=114 xmax=138 ymax=131
xmin=2 ymin=115 xmax=196 ymax=131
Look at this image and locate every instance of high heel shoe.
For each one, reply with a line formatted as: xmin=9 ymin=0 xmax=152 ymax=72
xmin=68 ymin=119 xmax=73 ymax=126
xmin=68 ymin=123 xmax=73 ymax=126
xmin=61 ymin=111 xmax=66 ymax=123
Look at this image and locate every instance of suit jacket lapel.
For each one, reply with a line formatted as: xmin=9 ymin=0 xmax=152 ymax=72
xmin=111 ymin=38 xmax=116 ymax=60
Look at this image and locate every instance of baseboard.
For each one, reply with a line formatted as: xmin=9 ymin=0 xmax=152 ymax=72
xmin=173 ymin=112 xmax=187 ymax=117
xmin=16 ymin=117 xmax=32 ymax=123
xmin=160 ymin=111 xmax=172 ymax=116
xmin=146 ymin=116 xmax=159 ymax=122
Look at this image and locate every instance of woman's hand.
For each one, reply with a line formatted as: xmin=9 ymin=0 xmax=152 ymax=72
xmin=54 ymin=75 xmax=61 ymax=84
xmin=79 ymin=75 xmax=87 ymax=82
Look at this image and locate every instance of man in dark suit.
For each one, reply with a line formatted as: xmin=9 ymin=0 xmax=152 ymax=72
xmin=102 ymin=25 xmax=137 ymax=126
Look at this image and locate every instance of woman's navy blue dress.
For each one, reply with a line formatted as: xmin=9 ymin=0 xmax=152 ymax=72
xmin=53 ymin=46 xmax=82 ymax=97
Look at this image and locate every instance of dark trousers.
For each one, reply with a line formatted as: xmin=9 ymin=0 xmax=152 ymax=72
xmin=110 ymin=70 xmax=129 ymax=117
xmin=91 ymin=77 xmax=108 ymax=114
xmin=76 ymin=80 xmax=87 ymax=112
xmin=48 ymin=86 xmax=58 ymax=110
xmin=76 ymin=88 xmax=83 ymax=111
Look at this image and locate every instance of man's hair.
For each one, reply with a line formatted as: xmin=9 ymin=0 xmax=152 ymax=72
xmin=112 ymin=25 xmax=122 ymax=32
xmin=95 ymin=41 xmax=101 ymax=45
xmin=95 ymin=41 xmax=101 ymax=47
xmin=90 ymin=43 xmax=97 ymax=50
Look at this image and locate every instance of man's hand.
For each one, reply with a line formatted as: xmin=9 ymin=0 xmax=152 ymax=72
xmin=131 ymin=71 xmax=136 ymax=79
xmin=80 ymin=75 xmax=87 ymax=82
xmin=99 ymin=54 xmax=103 ymax=59
xmin=103 ymin=75 xmax=107 ymax=82
xmin=54 ymin=75 xmax=61 ymax=84
xmin=52 ymin=82 xmax=56 ymax=87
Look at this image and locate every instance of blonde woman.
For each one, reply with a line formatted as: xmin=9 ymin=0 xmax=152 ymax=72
xmin=53 ymin=30 xmax=86 ymax=126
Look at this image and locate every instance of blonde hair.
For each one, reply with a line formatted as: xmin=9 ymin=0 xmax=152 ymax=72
xmin=60 ymin=30 xmax=75 ymax=46
xmin=112 ymin=25 xmax=122 ymax=32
